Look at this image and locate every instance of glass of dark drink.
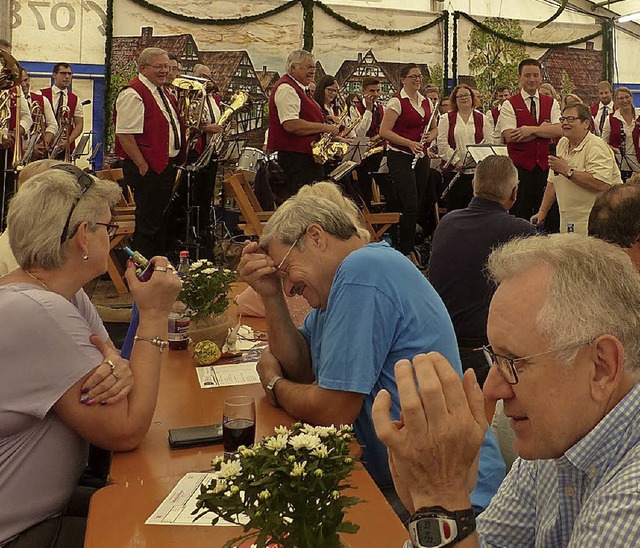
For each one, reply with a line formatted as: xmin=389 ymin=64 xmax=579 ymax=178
xmin=223 ymin=395 xmax=256 ymax=455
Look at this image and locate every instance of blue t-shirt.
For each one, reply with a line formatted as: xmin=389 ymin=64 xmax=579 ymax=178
xmin=300 ymin=242 xmax=505 ymax=508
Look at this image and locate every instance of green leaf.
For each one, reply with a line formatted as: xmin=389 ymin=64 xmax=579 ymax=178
xmin=336 ymin=521 xmax=360 ymax=534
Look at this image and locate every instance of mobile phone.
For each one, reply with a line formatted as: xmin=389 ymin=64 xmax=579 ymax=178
xmin=168 ymin=424 xmax=223 ymax=449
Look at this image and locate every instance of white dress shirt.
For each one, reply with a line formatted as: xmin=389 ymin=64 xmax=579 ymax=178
xmin=51 ymin=85 xmax=84 ymax=119
xmin=28 ymin=92 xmax=58 ymax=135
xmin=496 ymin=89 xmax=561 ymax=138
xmin=437 ymin=110 xmax=495 ymax=172
xmin=601 ymin=108 xmax=640 ymax=173
xmin=115 ymin=73 xmax=181 ymax=158
xmin=385 ymin=88 xmax=430 ymax=153
xmin=351 ymin=98 xmax=374 ymax=137
xmin=593 ymin=101 xmax=613 ymax=137
xmin=273 ymin=76 xmax=311 ymax=124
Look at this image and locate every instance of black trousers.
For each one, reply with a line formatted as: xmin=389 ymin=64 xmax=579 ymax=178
xmin=386 ymin=150 xmax=432 ymax=255
xmin=1 ymin=148 xmax=16 ymax=232
xmin=443 ymin=172 xmax=474 ymax=212
xmin=123 ymin=159 xmax=175 ymax=259
xmin=354 ymin=151 xmax=384 ymax=207
xmin=276 ymin=150 xmax=325 ymax=199
xmin=511 ymin=165 xmax=548 ymax=221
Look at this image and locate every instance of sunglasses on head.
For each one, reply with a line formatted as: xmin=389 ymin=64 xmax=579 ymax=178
xmin=51 ymin=164 xmax=96 ymax=243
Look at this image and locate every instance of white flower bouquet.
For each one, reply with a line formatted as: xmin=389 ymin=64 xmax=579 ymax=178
xmin=178 ymin=260 xmax=237 ymax=321
xmin=194 ymin=423 xmax=362 ymax=548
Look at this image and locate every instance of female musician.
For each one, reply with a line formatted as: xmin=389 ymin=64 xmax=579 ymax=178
xmin=314 ymin=75 xmax=341 ymax=124
xmin=602 ymin=87 xmax=640 ymax=181
xmin=436 ymin=84 xmax=494 ymax=211
xmin=379 ymin=63 xmax=435 ymax=265
xmin=539 ymin=83 xmax=560 ymax=102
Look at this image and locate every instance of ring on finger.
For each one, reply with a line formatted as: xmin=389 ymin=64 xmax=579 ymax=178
xmin=154 ymin=266 xmax=168 ymax=272
xmin=107 ymin=359 xmax=120 ymax=381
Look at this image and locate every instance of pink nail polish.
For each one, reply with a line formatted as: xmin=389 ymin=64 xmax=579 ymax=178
xmin=81 ymin=387 xmax=89 ymax=395
xmin=86 ymin=399 xmax=96 ymax=406
xmin=80 ymin=395 xmax=89 ymax=404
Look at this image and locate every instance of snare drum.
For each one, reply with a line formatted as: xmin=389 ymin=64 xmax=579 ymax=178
xmin=237 ymin=147 xmax=266 ymax=182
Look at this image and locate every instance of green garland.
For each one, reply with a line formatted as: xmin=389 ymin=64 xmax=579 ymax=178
xmin=442 ymin=11 xmax=449 ymax=94
xmin=452 ymin=11 xmax=459 ymax=89
xmin=601 ymin=20 xmax=614 ymax=83
xmin=302 ymin=0 xmax=314 ymax=51
xmin=127 ymin=0 xmax=301 ymax=25
xmin=457 ymin=11 xmax=603 ymax=48
xmin=104 ymin=0 xmax=114 ymax=163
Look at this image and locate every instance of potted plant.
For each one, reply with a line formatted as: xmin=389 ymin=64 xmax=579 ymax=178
xmin=194 ymin=423 xmax=363 ymax=548
xmin=178 ymin=260 xmax=237 ymax=347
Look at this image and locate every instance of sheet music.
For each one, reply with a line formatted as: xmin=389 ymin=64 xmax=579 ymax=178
xmin=196 ymin=362 xmax=260 ymax=388
xmin=145 ymin=472 xmax=249 ymax=527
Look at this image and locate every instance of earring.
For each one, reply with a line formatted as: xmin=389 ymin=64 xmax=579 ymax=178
xmin=83 ymin=254 xmax=89 ymax=261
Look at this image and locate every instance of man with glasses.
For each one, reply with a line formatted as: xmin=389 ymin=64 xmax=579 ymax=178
xmin=373 ymin=233 xmax=640 ymax=548
xmin=266 ymin=49 xmax=338 ymax=199
xmin=239 ymin=184 xmax=505 ymax=523
xmin=115 ymin=47 xmax=184 ymax=258
xmin=40 ymin=63 xmax=84 ymax=159
xmin=532 ymin=103 xmax=621 ymax=235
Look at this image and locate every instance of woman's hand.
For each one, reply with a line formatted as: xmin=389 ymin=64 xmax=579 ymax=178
xmin=408 ymin=140 xmax=424 ymax=155
xmin=128 ymin=256 xmax=182 ymax=319
xmin=80 ymin=335 xmax=133 ymax=405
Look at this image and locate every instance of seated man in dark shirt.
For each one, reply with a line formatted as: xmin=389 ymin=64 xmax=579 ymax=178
xmin=429 ymin=155 xmax=536 ymax=385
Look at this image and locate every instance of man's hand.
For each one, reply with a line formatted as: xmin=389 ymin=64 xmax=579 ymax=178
xmin=372 ymin=353 xmax=487 ymax=510
xmin=364 ymin=94 xmax=374 ymax=111
xmin=511 ymin=126 xmax=535 ymax=142
xmin=200 ymin=122 xmax=223 ymax=134
xmin=237 ymin=241 xmax=282 ymax=300
xmin=548 ymin=155 xmax=570 ymax=177
xmin=257 ymin=346 xmax=284 ymax=393
xmin=136 ymin=159 xmax=149 ymax=176
xmin=81 ymin=335 xmax=134 ymax=405
xmin=325 ymin=124 xmax=340 ymax=136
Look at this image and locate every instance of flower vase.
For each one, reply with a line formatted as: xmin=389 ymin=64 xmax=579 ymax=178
xmin=188 ymin=312 xmax=232 ymax=349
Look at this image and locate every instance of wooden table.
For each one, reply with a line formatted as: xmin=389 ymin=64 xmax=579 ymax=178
xmin=85 ymin=320 xmax=407 ymax=547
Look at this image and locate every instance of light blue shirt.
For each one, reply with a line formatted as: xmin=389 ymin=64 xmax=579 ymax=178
xmin=300 ymin=242 xmax=505 ymax=509
xmin=478 ymin=381 xmax=640 ymax=546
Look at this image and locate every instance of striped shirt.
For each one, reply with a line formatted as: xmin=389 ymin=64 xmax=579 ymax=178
xmin=477 ymin=381 xmax=640 ymax=547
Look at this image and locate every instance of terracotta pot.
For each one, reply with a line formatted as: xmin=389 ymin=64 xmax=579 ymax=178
xmin=187 ymin=312 xmax=232 ymax=348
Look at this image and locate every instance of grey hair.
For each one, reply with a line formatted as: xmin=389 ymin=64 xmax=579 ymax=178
xmin=473 ymin=156 xmax=518 ymax=202
xmin=487 ymin=233 xmax=640 ymax=373
xmin=285 ymin=50 xmax=314 ymax=74
xmin=192 ymin=63 xmax=209 ymax=77
xmin=259 ymin=182 xmax=361 ymax=249
xmin=137 ymin=47 xmax=168 ymax=69
xmin=8 ymin=169 xmax=122 ymax=270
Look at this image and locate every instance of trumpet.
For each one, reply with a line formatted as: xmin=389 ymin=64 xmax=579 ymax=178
xmin=0 ymin=49 xmax=23 ymax=168
xmin=312 ymin=106 xmax=361 ymax=165
xmin=49 ymin=105 xmax=70 ymax=161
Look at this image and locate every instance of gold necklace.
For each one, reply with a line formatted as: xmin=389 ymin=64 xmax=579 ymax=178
xmin=24 ymin=269 xmax=51 ymax=291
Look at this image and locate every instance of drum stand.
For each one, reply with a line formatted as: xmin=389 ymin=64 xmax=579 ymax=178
xmin=175 ymin=164 xmax=202 ymax=260
xmin=1 ymin=149 xmax=16 ymax=233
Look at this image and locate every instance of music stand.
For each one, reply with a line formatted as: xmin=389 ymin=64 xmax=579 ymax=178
xmin=441 ymin=144 xmax=508 ymax=199
xmin=71 ymin=133 xmax=92 ymax=163
xmin=220 ymin=138 xmax=246 ymax=162
xmin=341 ymin=137 xmax=369 ymax=164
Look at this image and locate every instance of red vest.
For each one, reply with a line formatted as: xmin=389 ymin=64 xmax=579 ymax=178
xmin=608 ymin=114 xmax=640 ymax=162
xmin=491 ymin=106 xmax=500 ymax=125
xmin=114 ymin=77 xmax=183 ymax=174
xmin=30 ymin=92 xmax=45 ymax=112
xmin=8 ymin=88 xmax=19 ymax=131
xmin=41 ymin=87 xmax=78 ymax=152
xmin=267 ymin=74 xmax=325 ymax=154
xmin=354 ymin=100 xmax=385 ymax=138
xmin=506 ymin=93 xmax=553 ymax=171
xmin=392 ymin=93 xmax=431 ymax=154
xmin=441 ymin=110 xmax=485 ymax=171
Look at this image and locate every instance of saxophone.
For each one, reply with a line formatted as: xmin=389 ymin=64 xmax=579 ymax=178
xmin=49 ymin=105 xmax=70 ymax=161
xmin=20 ymin=99 xmax=46 ymax=165
xmin=312 ymin=106 xmax=361 ymax=165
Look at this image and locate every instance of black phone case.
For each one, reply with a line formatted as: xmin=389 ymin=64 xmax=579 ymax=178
xmin=168 ymin=424 xmax=223 ymax=449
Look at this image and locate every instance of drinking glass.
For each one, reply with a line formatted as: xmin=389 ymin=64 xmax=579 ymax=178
xmin=223 ymin=395 xmax=256 ymax=454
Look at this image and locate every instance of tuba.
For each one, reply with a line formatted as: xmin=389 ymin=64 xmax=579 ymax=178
xmin=20 ymin=99 xmax=46 ymax=165
xmin=0 ymin=49 xmax=24 ymax=168
xmin=48 ymin=105 xmax=70 ymax=161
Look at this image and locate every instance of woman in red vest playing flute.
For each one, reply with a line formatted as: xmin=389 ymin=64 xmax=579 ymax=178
xmin=436 ymin=84 xmax=494 ymax=212
xmin=380 ymin=63 xmax=436 ymax=266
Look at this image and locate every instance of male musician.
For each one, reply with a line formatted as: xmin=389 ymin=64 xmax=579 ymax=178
xmin=590 ymin=81 xmax=614 ymax=137
xmin=496 ymin=58 xmax=562 ymax=222
xmin=115 ymin=47 xmax=184 ymax=259
xmin=166 ymin=54 xmax=182 ymax=99
xmin=40 ymin=63 xmax=84 ymax=159
xmin=20 ymin=68 xmax=57 ymax=155
xmin=267 ymin=49 xmax=338 ymax=198
xmin=487 ymin=84 xmax=511 ymax=143
xmin=351 ymin=77 xmax=384 ymax=206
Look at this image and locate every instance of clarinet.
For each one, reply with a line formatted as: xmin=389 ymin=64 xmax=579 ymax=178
xmin=411 ymin=99 xmax=438 ymax=169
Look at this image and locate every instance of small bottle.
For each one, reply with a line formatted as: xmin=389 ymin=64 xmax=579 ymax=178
xmin=168 ymin=301 xmax=191 ymax=351
xmin=122 ymin=246 xmax=154 ymax=282
xmin=177 ymin=250 xmax=191 ymax=280
xmin=567 ymin=223 xmax=575 ymax=234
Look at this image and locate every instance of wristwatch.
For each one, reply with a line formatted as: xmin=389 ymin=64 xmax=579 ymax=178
xmin=265 ymin=376 xmax=284 ymax=407
xmin=566 ymin=167 xmax=575 ymax=179
xmin=408 ymin=506 xmax=476 ymax=548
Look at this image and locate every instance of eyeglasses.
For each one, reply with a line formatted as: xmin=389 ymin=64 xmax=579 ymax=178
xmin=478 ymin=338 xmax=596 ymax=385
xmin=559 ymin=116 xmax=584 ymax=123
xmin=457 ymin=94 xmax=472 ymax=99
xmin=52 ymin=164 xmax=96 ymax=243
xmin=149 ymin=64 xmax=170 ymax=70
xmin=404 ymin=74 xmax=423 ymax=81
xmin=276 ymin=234 xmax=303 ymax=274
xmin=326 ymin=88 xmax=339 ymax=94
xmin=95 ymin=222 xmax=120 ymax=238
xmin=56 ymin=71 xmax=73 ymax=76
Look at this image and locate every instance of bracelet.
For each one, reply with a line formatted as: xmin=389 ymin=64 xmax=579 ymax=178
xmin=134 ymin=335 xmax=169 ymax=353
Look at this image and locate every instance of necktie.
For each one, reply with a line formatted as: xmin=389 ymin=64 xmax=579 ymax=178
xmin=529 ymin=96 xmax=537 ymax=122
xmin=157 ymin=87 xmax=181 ymax=150
xmin=55 ymin=90 xmax=64 ymax=120
xmin=304 ymin=88 xmax=311 ymax=98
xmin=599 ymin=105 xmax=608 ymax=135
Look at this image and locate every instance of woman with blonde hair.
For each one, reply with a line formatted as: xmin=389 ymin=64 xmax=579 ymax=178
xmin=539 ymin=82 xmax=560 ymax=101
xmin=602 ymin=86 xmax=640 ymax=181
xmin=0 ymin=165 xmax=181 ymax=546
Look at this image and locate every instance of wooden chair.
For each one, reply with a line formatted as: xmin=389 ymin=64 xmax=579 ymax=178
xmin=224 ymin=171 xmax=274 ymax=236
xmin=95 ymin=168 xmax=135 ymax=294
xmin=359 ymin=199 xmax=400 ymax=242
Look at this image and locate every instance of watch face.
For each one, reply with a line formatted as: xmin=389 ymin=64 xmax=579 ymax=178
xmin=416 ymin=519 xmax=443 ymax=545
xmin=410 ymin=517 xmax=457 ymax=548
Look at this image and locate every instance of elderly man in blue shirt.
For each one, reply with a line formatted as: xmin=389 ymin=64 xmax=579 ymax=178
xmin=374 ymin=233 xmax=640 ymax=547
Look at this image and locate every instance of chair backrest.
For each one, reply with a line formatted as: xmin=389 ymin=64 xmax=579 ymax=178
xmin=224 ymin=172 xmax=265 ymax=236
xmin=96 ymin=167 xmax=135 ymax=207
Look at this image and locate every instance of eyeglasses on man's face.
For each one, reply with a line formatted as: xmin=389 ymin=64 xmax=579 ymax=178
xmin=275 ymin=235 xmax=302 ymax=276
xmin=478 ymin=338 xmax=596 ymax=385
